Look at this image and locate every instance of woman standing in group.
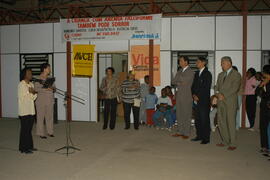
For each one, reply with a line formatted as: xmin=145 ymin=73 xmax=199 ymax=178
xmin=256 ymin=65 xmax=270 ymax=155
xmin=120 ymin=71 xmax=141 ymax=130
xmin=100 ymin=67 xmax=119 ymax=130
xmin=244 ymin=68 xmax=259 ymax=131
xmin=34 ymin=63 xmax=55 ymax=139
xmin=18 ymin=68 xmax=37 ymax=154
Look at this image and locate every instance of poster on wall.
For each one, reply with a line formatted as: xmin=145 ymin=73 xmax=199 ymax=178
xmin=72 ymin=44 xmax=95 ymax=77
xmin=131 ymin=45 xmax=160 ymax=86
xmin=60 ymin=14 xmax=161 ymax=41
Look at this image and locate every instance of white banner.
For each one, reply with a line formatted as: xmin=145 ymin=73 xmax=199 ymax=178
xmin=60 ymin=14 xmax=161 ymax=41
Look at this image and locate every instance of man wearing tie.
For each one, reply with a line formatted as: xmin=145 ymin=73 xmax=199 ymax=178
xmin=215 ymin=56 xmax=241 ymax=150
xmin=191 ymin=57 xmax=212 ymax=144
xmin=171 ymin=56 xmax=194 ymax=139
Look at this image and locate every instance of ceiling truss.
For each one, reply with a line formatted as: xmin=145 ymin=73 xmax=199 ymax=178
xmin=0 ymin=0 xmax=270 ymax=25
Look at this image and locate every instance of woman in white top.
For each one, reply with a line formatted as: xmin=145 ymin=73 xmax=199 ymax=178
xmin=18 ymin=68 xmax=37 ymax=154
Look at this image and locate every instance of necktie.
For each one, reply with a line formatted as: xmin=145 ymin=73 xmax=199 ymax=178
xmin=223 ymin=72 xmax=227 ymax=83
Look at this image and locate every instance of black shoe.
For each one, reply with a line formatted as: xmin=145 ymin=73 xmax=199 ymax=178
xmin=24 ymin=150 xmax=33 ymax=154
xmin=48 ymin=134 xmax=54 ymax=137
xmin=20 ymin=150 xmax=33 ymax=154
xmin=103 ymin=126 xmax=107 ymax=130
xmin=40 ymin=136 xmax=47 ymax=139
xmin=134 ymin=128 xmax=139 ymax=130
xmin=201 ymin=140 xmax=210 ymax=144
xmin=110 ymin=127 xmax=115 ymax=130
xmin=191 ymin=137 xmax=201 ymax=142
xmin=124 ymin=127 xmax=130 ymax=130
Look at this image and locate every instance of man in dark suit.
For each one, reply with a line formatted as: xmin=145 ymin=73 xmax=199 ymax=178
xmin=191 ymin=57 xmax=212 ymax=144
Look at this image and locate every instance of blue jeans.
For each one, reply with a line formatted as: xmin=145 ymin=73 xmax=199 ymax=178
xmin=153 ymin=110 xmax=173 ymax=128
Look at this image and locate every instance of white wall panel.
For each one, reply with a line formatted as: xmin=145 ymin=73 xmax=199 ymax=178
xmin=1 ymin=54 xmax=19 ymax=118
xmin=247 ymin=51 xmax=261 ymax=71
xmin=92 ymin=40 xmax=128 ymax=52
xmin=247 ymin=16 xmax=261 ymax=50
xmin=160 ymin=18 xmax=171 ymax=50
xmin=72 ymin=78 xmax=90 ymax=121
xmin=20 ymin=23 xmax=53 ymax=53
xmin=172 ymin=16 xmax=215 ymax=50
xmin=54 ymin=53 xmax=67 ymax=120
xmin=90 ymin=53 xmax=98 ymax=122
xmin=262 ymin=15 xmax=270 ymax=50
xmin=0 ymin=25 xmax=19 ymax=54
xmin=216 ymin=16 xmax=242 ymax=50
xmin=53 ymin=23 xmax=66 ymax=53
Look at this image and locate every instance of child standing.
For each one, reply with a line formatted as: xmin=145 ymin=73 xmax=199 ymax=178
xmin=145 ymin=87 xmax=158 ymax=127
xmin=153 ymin=88 xmax=173 ymax=130
xmin=165 ymin=86 xmax=177 ymax=126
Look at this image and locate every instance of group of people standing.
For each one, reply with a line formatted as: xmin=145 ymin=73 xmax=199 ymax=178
xmin=18 ymin=58 xmax=270 ymax=157
xmin=100 ymin=56 xmax=270 ymax=156
xmin=18 ymin=63 xmax=55 ymax=154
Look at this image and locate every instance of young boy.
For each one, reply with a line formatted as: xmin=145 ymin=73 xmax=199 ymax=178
xmin=145 ymin=86 xmax=158 ymax=127
xmin=153 ymin=88 xmax=173 ymax=130
xmin=210 ymin=95 xmax=218 ymax=132
xmin=140 ymin=75 xmax=150 ymax=125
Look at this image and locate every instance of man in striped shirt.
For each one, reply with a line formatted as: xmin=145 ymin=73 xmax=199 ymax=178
xmin=120 ymin=71 xmax=141 ymax=130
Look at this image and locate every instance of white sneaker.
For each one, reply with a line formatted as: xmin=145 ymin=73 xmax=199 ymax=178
xmin=248 ymin=128 xmax=255 ymax=132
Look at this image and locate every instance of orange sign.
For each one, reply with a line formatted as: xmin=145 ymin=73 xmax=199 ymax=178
xmin=131 ymin=45 xmax=160 ymax=86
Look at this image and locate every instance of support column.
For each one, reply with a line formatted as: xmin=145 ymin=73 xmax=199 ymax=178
xmin=149 ymin=39 xmax=154 ymax=87
xmin=241 ymin=0 xmax=248 ymax=128
xmin=148 ymin=0 xmax=156 ymax=87
xmin=67 ymin=41 xmax=72 ymax=122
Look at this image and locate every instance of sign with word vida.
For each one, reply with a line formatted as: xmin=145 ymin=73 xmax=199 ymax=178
xmin=131 ymin=45 xmax=160 ymax=86
xmin=60 ymin=14 xmax=161 ymax=41
xmin=72 ymin=45 xmax=95 ymax=77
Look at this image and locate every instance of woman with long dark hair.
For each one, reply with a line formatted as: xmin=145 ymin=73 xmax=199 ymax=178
xmin=18 ymin=68 xmax=37 ymax=154
xmin=244 ymin=68 xmax=259 ymax=130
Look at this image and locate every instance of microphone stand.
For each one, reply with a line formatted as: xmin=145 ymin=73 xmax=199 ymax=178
xmin=54 ymin=88 xmax=85 ymax=156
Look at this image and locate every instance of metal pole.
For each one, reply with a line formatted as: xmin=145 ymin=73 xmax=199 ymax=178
xmin=149 ymin=40 xmax=154 ymax=87
xmin=241 ymin=0 xmax=248 ymax=128
xmin=149 ymin=0 xmax=155 ymax=87
xmin=67 ymin=41 xmax=72 ymax=122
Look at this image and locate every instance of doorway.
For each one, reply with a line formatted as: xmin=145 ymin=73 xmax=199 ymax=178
xmin=97 ymin=53 xmax=128 ymax=122
xmin=262 ymin=51 xmax=270 ymax=69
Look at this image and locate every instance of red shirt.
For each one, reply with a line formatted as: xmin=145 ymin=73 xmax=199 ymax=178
xmin=168 ymin=95 xmax=176 ymax=106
